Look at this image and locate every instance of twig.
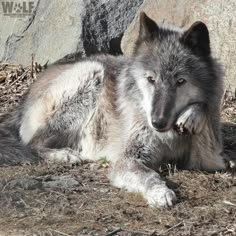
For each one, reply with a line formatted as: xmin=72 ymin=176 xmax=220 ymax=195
xmin=223 ymin=200 xmax=236 ymax=207
xmin=209 ymin=229 xmax=226 ymax=236
xmin=122 ymin=228 xmax=155 ymax=235
xmin=50 ymin=229 xmax=70 ymax=236
xmin=31 ymin=54 xmax=34 ymax=78
xmin=105 ymin=227 xmax=156 ymax=236
xmin=19 ymin=198 xmax=31 ymax=209
xmin=104 ymin=228 xmax=122 ymax=236
xmin=9 ymin=70 xmax=28 ymax=86
xmin=156 ymin=222 xmax=183 ymax=235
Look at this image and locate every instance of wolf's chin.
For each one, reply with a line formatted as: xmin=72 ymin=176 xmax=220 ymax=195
xmin=147 ymin=116 xmax=174 ymax=133
xmin=151 ymin=123 xmax=174 ymax=133
xmin=154 ymin=127 xmax=172 ymax=133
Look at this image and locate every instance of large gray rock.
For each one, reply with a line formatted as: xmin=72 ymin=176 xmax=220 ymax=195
xmin=121 ymin=0 xmax=236 ymax=89
xmin=0 ymin=0 xmax=235 ymax=89
xmin=0 ymin=0 xmax=143 ymax=65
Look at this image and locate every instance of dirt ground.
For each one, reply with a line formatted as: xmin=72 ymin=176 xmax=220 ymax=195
xmin=0 ymin=63 xmax=235 ymax=236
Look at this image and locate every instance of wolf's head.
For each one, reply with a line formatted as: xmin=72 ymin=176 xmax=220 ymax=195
xmin=129 ymin=12 xmax=222 ymax=132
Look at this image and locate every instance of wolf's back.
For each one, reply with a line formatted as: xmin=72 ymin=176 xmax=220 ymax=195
xmin=0 ymin=110 xmax=40 ymax=166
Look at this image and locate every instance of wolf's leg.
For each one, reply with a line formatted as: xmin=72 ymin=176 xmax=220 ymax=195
xmin=20 ymin=61 xmax=104 ymax=145
xmin=176 ymin=103 xmax=206 ymax=135
xmin=175 ymin=103 xmax=225 ymax=170
xmin=176 ymin=105 xmax=225 ymax=170
xmin=36 ymin=147 xmax=81 ymax=163
xmin=110 ymin=159 xmax=176 ymax=207
xmin=21 ymin=61 xmax=105 ymax=164
xmin=109 ymin=136 xmax=176 ymax=208
xmin=187 ymin=121 xmax=225 ymax=171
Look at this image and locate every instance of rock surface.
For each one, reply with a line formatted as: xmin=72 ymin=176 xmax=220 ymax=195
xmin=43 ymin=175 xmax=80 ymax=189
xmin=121 ymin=0 xmax=236 ymax=89
xmin=0 ymin=0 xmax=143 ymax=65
xmin=4 ymin=177 xmax=42 ymax=190
xmin=0 ymin=0 xmax=235 ymax=88
xmin=0 ymin=175 xmax=80 ymax=190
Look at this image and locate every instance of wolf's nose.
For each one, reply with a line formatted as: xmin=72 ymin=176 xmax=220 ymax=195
xmin=152 ymin=118 xmax=167 ymax=131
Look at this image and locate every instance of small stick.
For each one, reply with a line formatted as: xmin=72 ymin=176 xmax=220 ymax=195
xmin=157 ymin=222 xmax=183 ymax=235
xmin=223 ymin=200 xmax=236 ymax=207
xmin=123 ymin=228 xmax=156 ymax=235
xmin=50 ymin=229 xmax=70 ymax=236
xmin=31 ymin=54 xmax=35 ymax=78
xmin=104 ymin=228 xmax=123 ymax=236
xmin=9 ymin=70 xmax=28 ymax=86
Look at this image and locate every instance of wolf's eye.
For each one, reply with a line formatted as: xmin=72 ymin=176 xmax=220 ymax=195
xmin=147 ymin=76 xmax=155 ymax=84
xmin=177 ymin=78 xmax=186 ymax=86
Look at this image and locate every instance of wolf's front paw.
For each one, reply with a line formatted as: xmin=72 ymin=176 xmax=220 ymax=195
xmin=145 ymin=186 xmax=177 ymax=208
xmin=175 ymin=106 xmax=206 ymax=135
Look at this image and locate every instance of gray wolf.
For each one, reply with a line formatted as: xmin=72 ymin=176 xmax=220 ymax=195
xmin=0 ymin=12 xmax=226 ymax=207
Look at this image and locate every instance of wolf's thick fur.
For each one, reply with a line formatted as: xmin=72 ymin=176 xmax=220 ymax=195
xmin=0 ymin=13 xmax=226 ymax=207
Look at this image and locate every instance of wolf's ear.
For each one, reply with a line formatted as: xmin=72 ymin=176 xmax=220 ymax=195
xmin=133 ymin=12 xmax=159 ymax=55
xmin=181 ymin=21 xmax=210 ymax=56
xmin=138 ymin=12 xmax=159 ymax=42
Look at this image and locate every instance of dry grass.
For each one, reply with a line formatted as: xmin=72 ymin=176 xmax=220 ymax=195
xmin=222 ymin=90 xmax=236 ymax=123
xmin=0 ymin=162 xmax=235 ymax=236
xmin=0 ymin=63 xmax=235 ymax=236
xmin=0 ymin=62 xmax=43 ymax=114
